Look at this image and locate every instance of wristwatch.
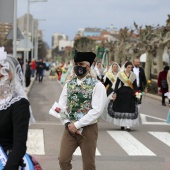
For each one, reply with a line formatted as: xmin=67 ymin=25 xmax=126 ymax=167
xmin=65 ymin=122 xmax=71 ymax=129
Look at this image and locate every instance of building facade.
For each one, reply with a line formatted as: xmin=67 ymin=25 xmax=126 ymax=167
xmin=0 ymin=22 xmax=12 ymax=45
xmin=74 ymin=27 xmax=119 ymax=43
xmin=52 ymin=33 xmax=68 ymax=49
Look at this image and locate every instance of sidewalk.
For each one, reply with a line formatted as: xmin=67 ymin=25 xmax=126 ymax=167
xmin=145 ymin=93 xmax=161 ymax=101
xmin=25 ymin=77 xmax=35 ymax=96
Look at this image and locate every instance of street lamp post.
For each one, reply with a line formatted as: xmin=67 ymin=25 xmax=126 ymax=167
xmin=26 ymin=0 xmax=47 ymax=61
xmin=32 ymin=19 xmax=46 ymax=60
xmin=35 ymin=21 xmax=46 ymax=60
xmin=31 ymin=19 xmax=35 ymax=60
xmin=13 ymin=0 xmax=17 ymax=58
xmin=24 ymin=0 xmax=47 ymax=88
xmin=33 ymin=22 xmax=38 ymax=61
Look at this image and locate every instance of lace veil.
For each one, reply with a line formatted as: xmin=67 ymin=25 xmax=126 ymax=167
xmin=0 ymin=47 xmax=35 ymax=124
xmin=107 ymin=62 xmax=120 ymax=73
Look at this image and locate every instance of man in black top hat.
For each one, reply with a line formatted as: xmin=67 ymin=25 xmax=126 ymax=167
xmin=54 ymin=50 xmax=107 ymax=170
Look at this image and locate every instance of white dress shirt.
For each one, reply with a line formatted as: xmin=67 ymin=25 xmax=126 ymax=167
xmin=133 ymin=67 xmax=140 ymax=87
xmin=58 ymin=77 xmax=107 ymax=129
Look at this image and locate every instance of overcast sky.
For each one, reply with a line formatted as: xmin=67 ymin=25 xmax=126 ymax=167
xmin=17 ymin=0 xmax=170 ymax=47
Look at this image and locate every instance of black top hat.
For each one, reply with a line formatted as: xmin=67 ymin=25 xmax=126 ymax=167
xmin=74 ymin=50 xmax=96 ymax=66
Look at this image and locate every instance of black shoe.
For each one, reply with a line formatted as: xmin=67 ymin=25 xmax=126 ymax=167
xmin=126 ymin=127 xmax=131 ymax=132
xmin=121 ymin=126 xmax=124 ymax=130
xmin=162 ymin=103 xmax=166 ymax=106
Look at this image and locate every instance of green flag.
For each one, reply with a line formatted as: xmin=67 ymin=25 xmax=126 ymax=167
xmin=97 ymin=46 xmax=105 ymax=59
xmin=71 ymin=49 xmax=75 ymax=59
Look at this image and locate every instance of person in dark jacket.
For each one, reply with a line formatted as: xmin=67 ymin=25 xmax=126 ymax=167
xmin=158 ymin=65 xmax=170 ymax=106
xmin=0 ymin=47 xmax=34 ymax=170
xmin=25 ymin=60 xmax=31 ymax=87
xmin=133 ymin=58 xmax=147 ymax=110
xmin=36 ymin=59 xmax=45 ymax=83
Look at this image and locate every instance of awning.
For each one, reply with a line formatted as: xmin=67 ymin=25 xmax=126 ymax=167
xmin=140 ymin=53 xmax=146 ymax=62
xmin=17 ymin=33 xmax=33 ymax=51
xmin=140 ymin=52 xmax=169 ymax=63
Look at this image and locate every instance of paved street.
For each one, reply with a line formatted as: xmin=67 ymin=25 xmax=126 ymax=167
xmin=28 ymin=72 xmax=170 ymax=170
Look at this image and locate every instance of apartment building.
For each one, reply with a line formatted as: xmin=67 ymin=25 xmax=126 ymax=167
xmin=52 ymin=33 xmax=68 ymax=49
xmin=0 ymin=22 xmax=12 ymax=45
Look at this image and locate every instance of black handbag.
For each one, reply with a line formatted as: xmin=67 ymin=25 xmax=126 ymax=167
xmin=161 ymin=80 xmax=168 ymax=89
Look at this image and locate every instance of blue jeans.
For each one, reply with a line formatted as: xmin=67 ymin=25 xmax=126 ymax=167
xmin=31 ymin=69 xmax=35 ymax=77
xmin=38 ymin=70 xmax=43 ymax=82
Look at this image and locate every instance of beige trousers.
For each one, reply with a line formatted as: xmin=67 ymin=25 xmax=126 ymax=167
xmin=58 ymin=123 xmax=98 ymax=170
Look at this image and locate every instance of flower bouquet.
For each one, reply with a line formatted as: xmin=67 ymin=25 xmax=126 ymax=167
xmin=145 ymin=80 xmax=152 ymax=88
xmin=62 ymin=68 xmax=67 ymax=74
xmin=49 ymin=102 xmax=84 ymax=137
xmin=49 ymin=102 xmax=69 ymax=121
xmin=134 ymin=90 xmax=143 ymax=102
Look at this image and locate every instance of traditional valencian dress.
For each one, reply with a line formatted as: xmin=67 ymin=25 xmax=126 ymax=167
xmin=101 ymin=63 xmax=120 ymax=123
xmin=101 ymin=71 xmax=118 ymax=123
xmin=0 ymin=49 xmax=38 ymax=170
xmin=94 ymin=62 xmax=104 ymax=82
xmin=67 ymin=75 xmax=99 ymax=121
xmin=60 ymin=62 xmax=73 ymax=85
xmin=53 ymin=75 xmax=107 ymax=125
xmin=49 ymin=73 xmax=107 ymax=169
xmin=103 ymin=62 xmax=120 ymax=97
xmin=103 ymin=71 xmax=117 ymax=96
xmin=108 ymin=71 xmax=139 ymax=127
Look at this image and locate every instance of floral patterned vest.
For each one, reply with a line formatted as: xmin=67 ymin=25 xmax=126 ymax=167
xmin=67 ymin=76 xmax=98 ymax=121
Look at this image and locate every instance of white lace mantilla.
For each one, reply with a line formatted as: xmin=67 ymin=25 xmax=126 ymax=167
xmin=0 ymin=48 xmax=36 ymax=124
xmin=0 ymin=59 xmax=9 ymax=84
xmin=0 ymin=95 xmax=23 ymax=110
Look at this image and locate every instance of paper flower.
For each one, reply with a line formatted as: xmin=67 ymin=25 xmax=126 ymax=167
xmin=147 ymin=80 xmax=151 ymax=84
xmin=49 ymin=102 xmax=84 ymax=137
xmin=55 ymin=107 xmax=61 ymax=113
xmin=145 ymin=80 xmax=152 ymax=88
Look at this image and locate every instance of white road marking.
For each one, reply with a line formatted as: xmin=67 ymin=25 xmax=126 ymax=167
xmin=149 ymin=132 xmax=170 ymax=147
xmin=73 ymin=147 xmax=101 ymax=156
xmin=31 ymin=121 xmax=62 ymax=125
xmin=140 ymin=113 xmax=169 ymax=125
xmin=27 ymin=129 xmax=45 ymax=155
xmin=108 ymin=131 xmax=156 ymax=156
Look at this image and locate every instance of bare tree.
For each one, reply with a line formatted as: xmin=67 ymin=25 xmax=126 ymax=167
xmin=74 ymin=37 xmax=96 ymax=52
xmin=134 ymin=22 xmax=157 ymax=79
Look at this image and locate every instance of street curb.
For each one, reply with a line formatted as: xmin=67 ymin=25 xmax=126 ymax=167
xmin=25 ymin=77 xmax=35 ymax=96
xmin=145 ymin=93 xmax=161 ymax=101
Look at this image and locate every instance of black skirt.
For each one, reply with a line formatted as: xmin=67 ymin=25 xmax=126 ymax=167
xmin=108 ymin=86 xmax=138 ymax=120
